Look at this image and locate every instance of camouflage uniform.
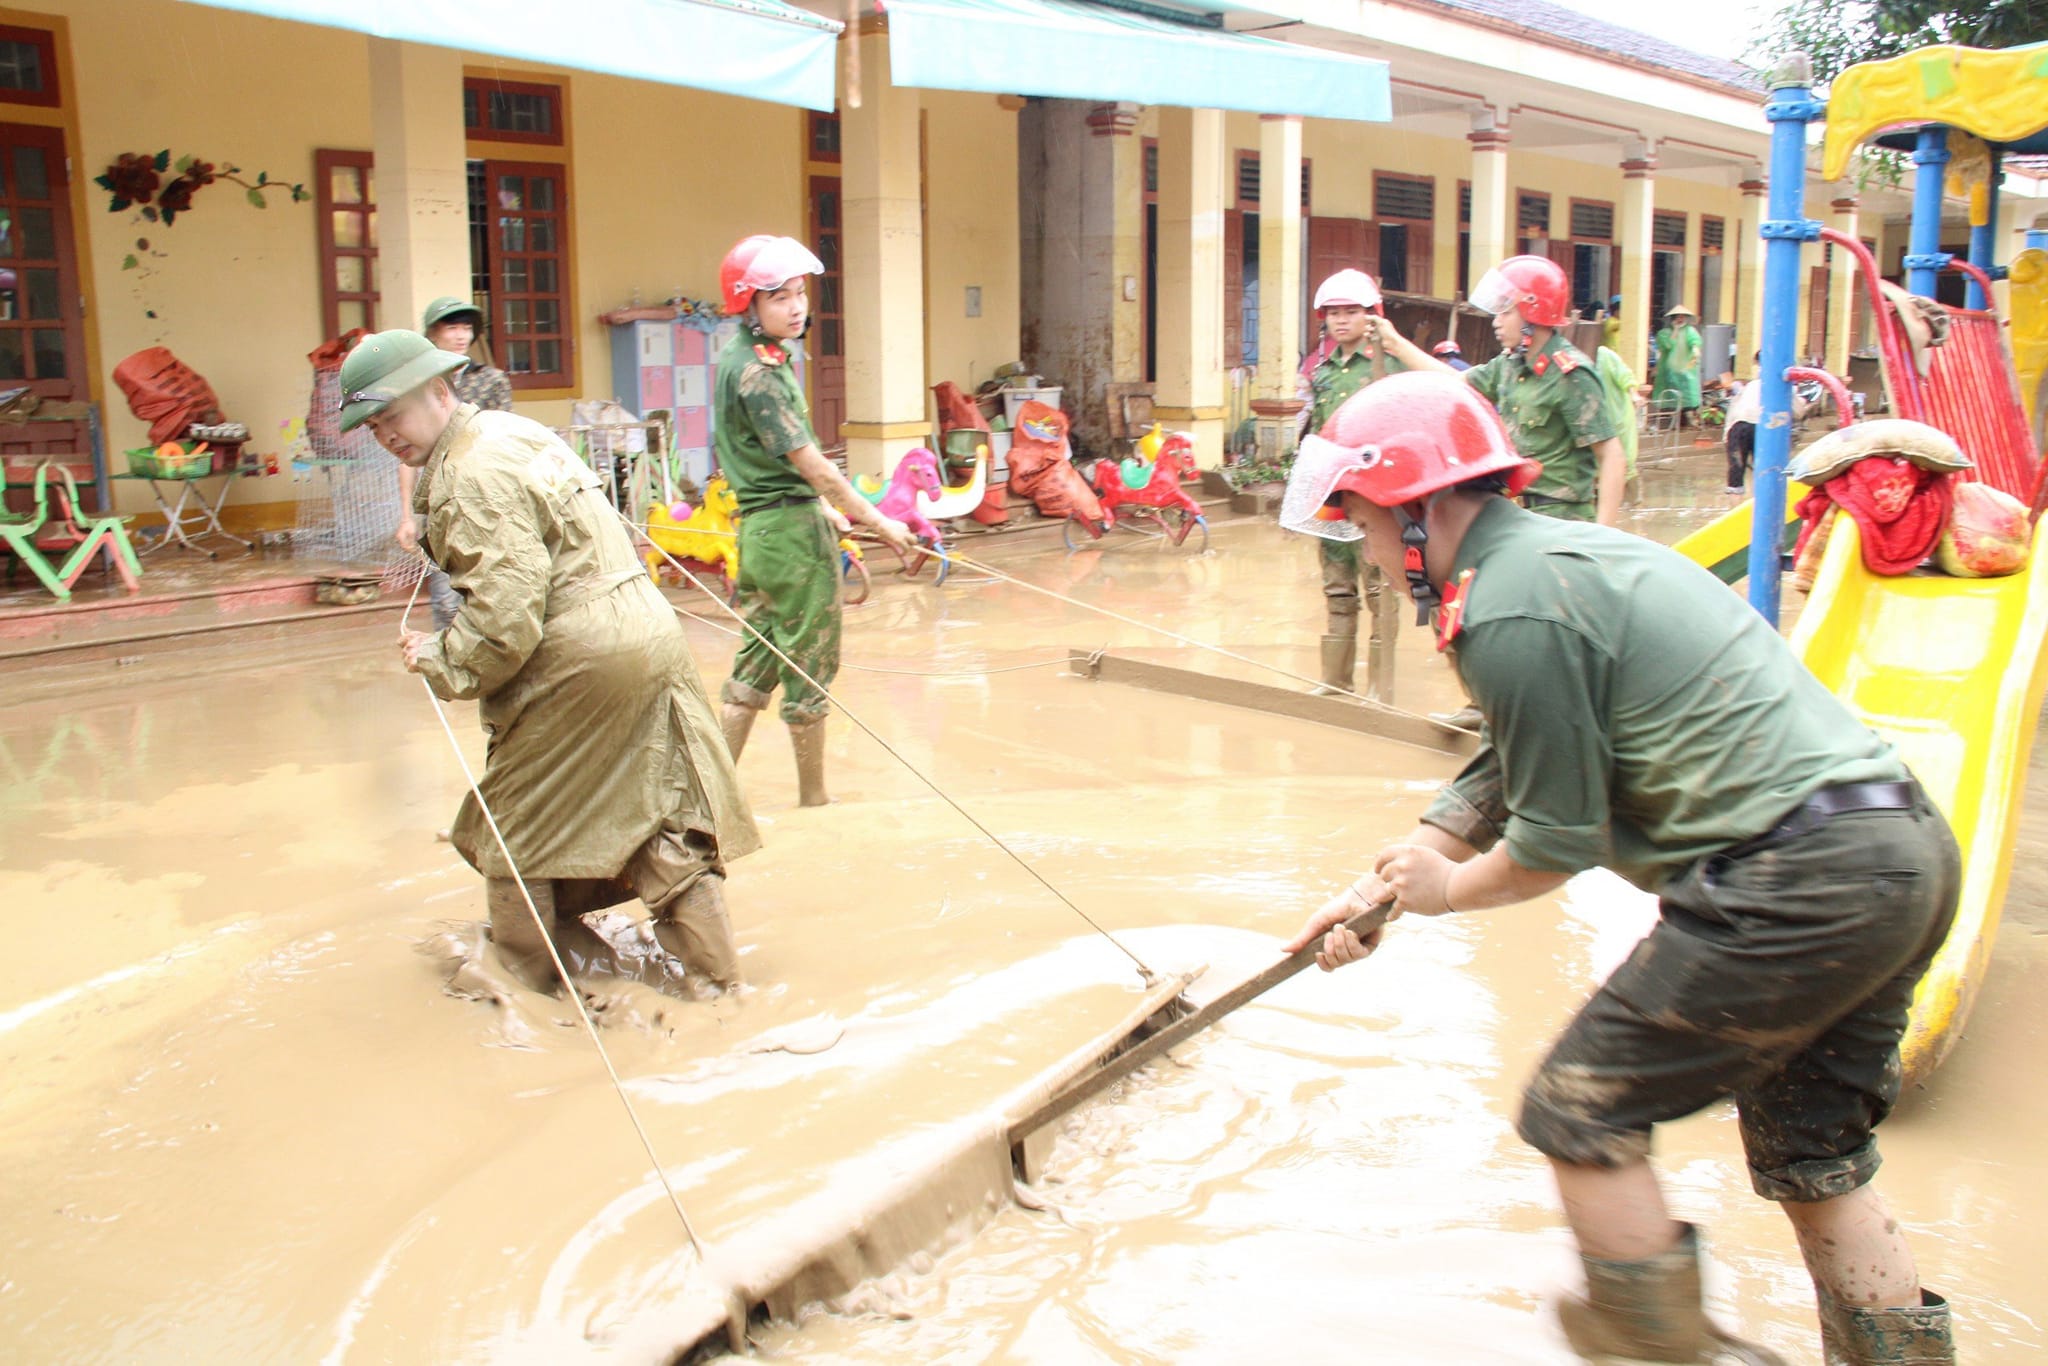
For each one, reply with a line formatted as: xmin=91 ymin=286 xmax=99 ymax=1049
xmin=451 ymin=361 xmax=513 ymax=414
xmin=1464 ymin=332 xmax=1618 ymax=521
xmin=715 ymin=327 xmax=840 ymax=725
xmin=1304 ymin=345 xmax=1404 ymax=698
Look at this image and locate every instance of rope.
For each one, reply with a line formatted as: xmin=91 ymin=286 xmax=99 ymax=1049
xmin=631 ymin=518 xmax=1457 ymax=727
xmin=624 ymin=517 xmax=1160 ymax=984
xmin=934 ymin=546 xmax=1466 ymax=731
xmin=398 ymin=566 xmax=709 ymax=1259
xmin=660 ymin=598 xmax=1068 ymax=679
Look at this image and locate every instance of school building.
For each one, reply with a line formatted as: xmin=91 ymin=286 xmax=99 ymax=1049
xmin=0 ymin=0 xmax=2041 ymax=528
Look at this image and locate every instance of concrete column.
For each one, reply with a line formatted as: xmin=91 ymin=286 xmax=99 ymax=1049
xmin=840 ymin=31 xmax=927 ymax=478
xmin=1154 ymin=106 xmax=1227 ymax=468
xmin=1735 ymin=169 xmax=1765 ymax=371
xmin=1084 ymin=100 xmax=1146 ymax=456
xmin=367 ymin=40 xmax=469 ymax=336
xmin=1827 ymin=195 xmax=1860 ymax=375
xmin=1467 ymin=113 xmax=1510 ymax=292
xmin=1250 ymin=113 xmax=1304 ymax=460
xmin=1618 ymin=144 xmax=1657 ymax=380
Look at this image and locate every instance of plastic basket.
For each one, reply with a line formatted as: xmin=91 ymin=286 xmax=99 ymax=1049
xmin=126 ymin=444 xmax=211 ymax=479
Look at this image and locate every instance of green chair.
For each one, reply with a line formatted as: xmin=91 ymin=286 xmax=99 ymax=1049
xmin=1 ymin=462 xmax=141 ymax=600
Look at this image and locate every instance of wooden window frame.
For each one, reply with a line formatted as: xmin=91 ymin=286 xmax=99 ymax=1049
xmin=314 ymin=148 xmax=378 ymax=341
xmin=807 ymin=110 xmax=841 ymax=164
xmin=478 ymin=158 xmax=572 ymax=391
xmin=1567 ymin=196 xmax=1615 ymax=244
xmin=0 ymin=24 xmax=58 ymax=108
xmin=1235 ymin=151 xmax=1259 ymax=211
xmin=1653 ymin=209 xmax=1689 ymax=249
xmin=463 ymin=75 xmax=564 ymax=147
xmin=0 ymin=123 xmax=85 ymax=398
xmin=1372 ymin=171 xmax=1435 ymax=226
xmin=1516 ymin=189 xmax=1551 ymax=236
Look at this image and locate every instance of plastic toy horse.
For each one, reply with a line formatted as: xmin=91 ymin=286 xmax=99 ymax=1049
xmin=1096 ymin=432 xmax=1206 ymax=523
xmin=644 ymin=474 xmax=739 ymax=583
xmin=851 ymin=447 xmax=948 ymax=581
xmin=919 ymin=442 xmax=987 ymax=521
xmin=1067 ymin=431 xmax=1209 ymax=551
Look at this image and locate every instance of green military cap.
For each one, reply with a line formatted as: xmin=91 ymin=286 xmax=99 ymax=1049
xmin=421 ymin=295 xmax=484 ymax=332
xmin=337 ymin=329 xmax=467 ymax=433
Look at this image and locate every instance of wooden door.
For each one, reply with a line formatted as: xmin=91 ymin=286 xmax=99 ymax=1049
xmin=0 ymin=122 xmax=86 ymax=466
xmin=806 ymin=174 xmax=844 ymax=448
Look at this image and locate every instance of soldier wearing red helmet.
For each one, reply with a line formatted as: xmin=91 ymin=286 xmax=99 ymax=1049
xmin=1281 ymin=372 xmax=1959 ymax=1366
xmin=1374 ymin=254 xmax=1626 ymax=528
xmin=711 ymin=235 xmax=919 ymax=807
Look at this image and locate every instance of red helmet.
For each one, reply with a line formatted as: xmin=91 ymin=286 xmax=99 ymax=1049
xmin=1431 ymin=340 xmax=1461 ymax=357
xmin=1470 ymin=254 xmax=1571 ymax=328
xmin=720 ymin=234 xmax=825 ymax=315
xmin=1322 ymin=371 xmax=1541 ymax=506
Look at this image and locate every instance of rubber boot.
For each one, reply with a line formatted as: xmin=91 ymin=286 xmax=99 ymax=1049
xmin=720 ymin=701 xmax=759 ymax=761
xmin=789 ymin=719 xmax=830 ymax=807
xmin=1431 ymin=704 xmax=1484 ymax=731
xmin=1557 ymin=1224 xmax=1785 ymax=1364
xmin=486 ymin=877 xmax=564 ymax=996
xmin=1364 ymin=593 xmax=1398 ymax=705
xmin=1817 ymin=1288 xmax=1952 ymax=1365
xmin=1310 ymin=633 xmax=1357 ymax=697
xmin=651 ymin=872 xmax=742 ymax=991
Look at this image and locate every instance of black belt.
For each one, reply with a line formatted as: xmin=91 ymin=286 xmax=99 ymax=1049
xmin=1723 ymin=780 xmax=1918 ymax=859
xmin=1521 ymin=491 xmax=1580 ymax=509
xmin=742 ymin=494 xmax=818 ymax=514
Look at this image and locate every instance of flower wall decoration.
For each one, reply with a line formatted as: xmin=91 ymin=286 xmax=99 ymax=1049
xmin=94 ymin=150 xmax=309 ymax=227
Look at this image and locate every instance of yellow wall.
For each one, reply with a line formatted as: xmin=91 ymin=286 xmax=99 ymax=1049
xmin=919 ymin=89 xmax=1020 ymax=414
xmin=19 ymin=0 xmax=811 ymax=515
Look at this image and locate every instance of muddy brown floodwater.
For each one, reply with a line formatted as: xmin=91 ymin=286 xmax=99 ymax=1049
xmin=3 ymin=462 xmax=2043 ymax=1362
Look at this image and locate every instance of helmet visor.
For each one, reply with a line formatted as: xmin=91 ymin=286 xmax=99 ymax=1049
xmin=1469 ymin=267 xmax=1521 ymax=317
xmin=742 ymin=238 xmax=826 ymax=293
xmin=1280 ymin=434 xmax=1371 ymax=542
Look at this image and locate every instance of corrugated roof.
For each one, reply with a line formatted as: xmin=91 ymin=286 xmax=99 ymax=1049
xmin=1412 ymin=0 xmax=1764 ymax=93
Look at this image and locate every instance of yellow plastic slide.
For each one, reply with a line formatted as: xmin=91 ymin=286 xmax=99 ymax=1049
xmin=1788 ymin=515 xmax=2048 ymax=1086
xmin=1670 ymin=486 xmax=1809 ymax=585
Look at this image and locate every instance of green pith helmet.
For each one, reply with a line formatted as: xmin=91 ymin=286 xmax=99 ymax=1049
xmin=337 ymin=330 xmax=468 ymax=433
xmin=421 ymin=295 xmax=484 ymax=332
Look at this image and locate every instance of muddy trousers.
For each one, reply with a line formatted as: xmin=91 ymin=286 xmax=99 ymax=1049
xmin=486 ymin=825 xmax=740 ymax=997
xmin=721 ymin=502 xmax=842 ymax=725
xmin=1316 ymin=539 xmax=1396 ymax=701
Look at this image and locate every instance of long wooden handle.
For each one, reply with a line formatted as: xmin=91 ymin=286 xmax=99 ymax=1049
xmin=1007 ymin=901 xmax=1393 ymax=1149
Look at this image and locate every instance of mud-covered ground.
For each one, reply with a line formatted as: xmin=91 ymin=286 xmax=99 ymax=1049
xmin=3 ymin=449 xmax=2040 ymax=1362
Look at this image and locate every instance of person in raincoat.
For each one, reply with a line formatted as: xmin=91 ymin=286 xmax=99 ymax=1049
xmin=1653 ymin=304 xmax=1704 ymax=426
xmin=711 ymin=234 xmax=919 ymax=807
xmin=345 ymin=329 xmax=761 ymax=1001
xmin=396 ymin=297 xmax=513 ymax=631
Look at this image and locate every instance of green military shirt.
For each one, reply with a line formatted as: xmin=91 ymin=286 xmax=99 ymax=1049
xmin=1464 ymin=332 xmax=1617 ymax=516
xmin=1307 ymin=344 xmax=1405 ymax=436
xmin=1419 ymin=498 xmax=1903 ymax=892
xmin=714 ymin=326 xmax=818 ymax=513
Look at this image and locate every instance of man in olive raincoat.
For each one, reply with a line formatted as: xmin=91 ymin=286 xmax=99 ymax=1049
xmin=342 ymin=329 xmax=761 ymax=1000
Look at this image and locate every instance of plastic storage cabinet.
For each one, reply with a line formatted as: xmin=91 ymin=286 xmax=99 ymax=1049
xmin=607 ymin=317 xmax=737 ymax=488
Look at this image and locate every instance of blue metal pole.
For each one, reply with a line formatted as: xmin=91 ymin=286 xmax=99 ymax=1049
xmin=1966 ymin=150 xmax=2001 ymax=310
xmin=1750 ymin=56 xmax=1824 ymax=626
xmin=1904 ymin=126 xmax=1950 ymax=299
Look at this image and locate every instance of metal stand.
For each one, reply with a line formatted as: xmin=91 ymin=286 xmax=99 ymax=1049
xmin=132 ymin=471 xmax=250 ymax=557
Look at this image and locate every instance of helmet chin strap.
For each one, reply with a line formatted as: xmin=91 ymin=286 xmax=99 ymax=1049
xmin=1394 ymin=498 xmax=1442 ymax=627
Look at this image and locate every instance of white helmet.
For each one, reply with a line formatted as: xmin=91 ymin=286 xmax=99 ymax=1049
xmin=1314 ymin=268 xmax=1382 ymax=312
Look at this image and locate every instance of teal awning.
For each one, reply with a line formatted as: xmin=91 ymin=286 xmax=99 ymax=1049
xmin=177 ymin=0 xmax=842 ymax=111
xmin=885 ymin=0 xmax=1390 ymax=122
